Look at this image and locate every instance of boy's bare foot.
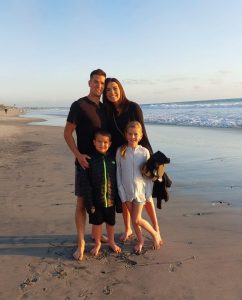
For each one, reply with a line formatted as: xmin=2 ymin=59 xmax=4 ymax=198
xmin=73 ymin=241 xmax=85 ymax=261
xmin=134 ymin=242 xmax=143 ymax=254
xmin=90 ymin=242 xmax=101 ymax=256
xmin=109 ymin=243 xmax=122 ymax=253
xmin=119 ymin=230 xmax=133 ymax=242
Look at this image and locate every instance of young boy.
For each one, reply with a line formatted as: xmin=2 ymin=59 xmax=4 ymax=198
xmin=80 ymin=130 xmax=122 ymax=256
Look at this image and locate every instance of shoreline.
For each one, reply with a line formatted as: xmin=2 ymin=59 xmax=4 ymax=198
xmin=1 ymin=114 xmax=242 ymax=299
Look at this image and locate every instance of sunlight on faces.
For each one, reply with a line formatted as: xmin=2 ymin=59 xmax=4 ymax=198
xmin=125 ymin=126 xmax=143 ymax=149
xmin=88 ymin=75 xmax=106 ymax=98
xmin=93 ymin=134 xmax=111 ymax=154
xmin=106 ymin=82 xmax=121 ymax=103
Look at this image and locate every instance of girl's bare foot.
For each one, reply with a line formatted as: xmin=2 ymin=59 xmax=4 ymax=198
xmin=119 ymin=230 xmax=133 ymax=242
xmin=109 ymin=242 xmax=122 ymax=253
xmin=153 ymin=233 xmax=162 ymax=250
xmin=156 ymin=230 xmax=164 ymax=246
xmin=73 ymin=241 xmax=85 ymax=261
xmin=90 ymin=242 xmax=101 ymax=256
xmin=134 ymin=242 xmax=143 ymax=254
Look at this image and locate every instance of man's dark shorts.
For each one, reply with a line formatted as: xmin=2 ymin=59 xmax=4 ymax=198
xmin=89 ymin=206 xmax=115 ymax=226
xmin=75 ymin=165 xmax=85 ymax=197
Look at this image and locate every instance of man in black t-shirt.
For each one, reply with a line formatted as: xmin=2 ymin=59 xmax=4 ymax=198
xmin=64 ymin=69 xmax=107 ymax=261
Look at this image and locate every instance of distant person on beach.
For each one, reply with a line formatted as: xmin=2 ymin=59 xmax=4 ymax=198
xmin=116 ymin=121 xmax=162 ymax=253
xmin=79 ymin=130 xmax=122 ymax=256
xmin=4 ymin=108 xmax=8 ymax=116
xmin=103 ymin=78 xmax=162 ymax=244
xmin=64 ymin=69 xmax=107 ymax=261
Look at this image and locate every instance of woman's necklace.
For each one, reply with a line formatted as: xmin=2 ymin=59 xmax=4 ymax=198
xmin=112 ymin=112 xmax=124 ymax=137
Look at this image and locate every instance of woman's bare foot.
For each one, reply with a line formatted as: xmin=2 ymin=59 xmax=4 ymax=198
xmin=73 ymin=241 xmax=85 ymax=261
xmin=109 ymin=242 xmax=122 ymax=253
xmin=100 ymin=234 xmax=108 ymax=243
xmin=134 ymin=242 xmax=143 ymax=254
xmin=92 ymin=234 xmax=108 ymax=243
xmin=119 ymin=230 xmax=133 ymax=242
xmin=90 ymin=242 xmax=101 ymax=256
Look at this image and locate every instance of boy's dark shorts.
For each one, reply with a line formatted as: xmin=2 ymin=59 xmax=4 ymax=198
xmin=89 ymin=206 xmax=115 ymax=226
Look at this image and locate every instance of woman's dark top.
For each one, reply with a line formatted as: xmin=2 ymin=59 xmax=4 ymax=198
xmin=107 ymin=100 xmax=152 ymax=154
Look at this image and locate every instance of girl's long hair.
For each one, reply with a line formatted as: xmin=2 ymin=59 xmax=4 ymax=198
xmin=120 ymin=121 xmax=143 ymax=158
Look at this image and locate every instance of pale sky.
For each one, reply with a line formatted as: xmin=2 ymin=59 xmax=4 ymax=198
xmin=1 ymin=0 xmax=242 ymax=106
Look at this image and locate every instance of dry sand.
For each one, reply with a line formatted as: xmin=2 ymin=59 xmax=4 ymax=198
xmin=0 ymin=114 xmax=242 ymax=300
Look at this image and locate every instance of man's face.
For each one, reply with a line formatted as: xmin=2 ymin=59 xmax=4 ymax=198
xmin=89 ymin=75 xmax=106 ymax=98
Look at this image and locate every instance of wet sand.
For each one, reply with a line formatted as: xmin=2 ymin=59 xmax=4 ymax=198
xmin=0 ymin=114 xmax=242 ymax=299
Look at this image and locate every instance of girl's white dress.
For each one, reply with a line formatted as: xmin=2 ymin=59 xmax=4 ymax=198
xmin=116 ymin=145 xmax=153 ymax=203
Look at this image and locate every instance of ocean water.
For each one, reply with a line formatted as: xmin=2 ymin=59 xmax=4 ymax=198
xmin=23 ymin=98 xmax=242 ymax=207
xmin=147 ymin=124 xmax=242 ymax=207
xmin=24 ymin=98 xmax=242 ymax=129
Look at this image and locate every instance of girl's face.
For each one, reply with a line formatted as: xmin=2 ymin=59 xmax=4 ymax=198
xmin=125 ymin=126 xmax=143 ymax=148
xmin=106 ymin=82 xmax=121 ymax=103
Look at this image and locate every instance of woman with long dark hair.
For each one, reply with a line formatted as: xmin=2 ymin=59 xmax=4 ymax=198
xmin=103 ymin=78 xmax=162 ymax=244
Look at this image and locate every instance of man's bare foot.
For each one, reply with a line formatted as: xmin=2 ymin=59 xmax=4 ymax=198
xmin=73 ymin=242 xmax=85 ymax=261
xmin=109 ymin=242 xmax=122 ymax=253
xmin=134 ymin=242 xmax=143 ymax=254
xmin=90 ymin=242 xmax=101 ymax=256
xmin=119 ymin=230 xmax=133 ymax=242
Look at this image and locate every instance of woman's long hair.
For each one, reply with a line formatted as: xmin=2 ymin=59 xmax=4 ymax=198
xmin=102 ymin=78 xmax=129 ymax=117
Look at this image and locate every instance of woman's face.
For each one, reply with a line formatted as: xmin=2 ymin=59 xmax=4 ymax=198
xmin=106 ymin=82 xmax=121 ymax=103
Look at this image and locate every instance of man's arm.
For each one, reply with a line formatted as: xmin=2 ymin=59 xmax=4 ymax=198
xmin=64 ymin=121 xmax=90 ymax=169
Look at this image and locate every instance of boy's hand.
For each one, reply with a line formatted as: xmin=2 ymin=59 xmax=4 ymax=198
xmin=90 ymin=206 xmax=95 ymax=214
xmin=86 ymin=206 xmax=95 ymax=214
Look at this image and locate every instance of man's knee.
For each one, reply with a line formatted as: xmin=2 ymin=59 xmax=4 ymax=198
xmin=76 ymin=196 xmax=86 ymax=211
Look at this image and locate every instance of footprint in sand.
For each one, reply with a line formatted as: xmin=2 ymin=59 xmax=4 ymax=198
xmin=103 ymin=285 xmax=112 ymax=295
xmin=20 ymin=273 xmax=40 ymax=290
xmin=183 ymin=212 xmax=214 ymax=217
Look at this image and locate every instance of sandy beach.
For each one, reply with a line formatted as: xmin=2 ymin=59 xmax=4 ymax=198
xmin=1 ymin=113 xmax=242 ymax=300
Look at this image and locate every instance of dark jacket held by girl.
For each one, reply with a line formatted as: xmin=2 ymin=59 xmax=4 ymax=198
xmin=79 ymin=150 xmax=122 ymax=214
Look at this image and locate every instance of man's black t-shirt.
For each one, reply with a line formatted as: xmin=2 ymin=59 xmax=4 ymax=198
xmin=67 ymin=96 xmax=107 ymax=158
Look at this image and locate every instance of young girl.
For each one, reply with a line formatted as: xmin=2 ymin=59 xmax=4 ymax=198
xmin=116 ymin=121 xmax=162 ymax=254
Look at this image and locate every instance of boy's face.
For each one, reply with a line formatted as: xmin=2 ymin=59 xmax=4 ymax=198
xmin=93 ymin=134 xmax=111 ymax=154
